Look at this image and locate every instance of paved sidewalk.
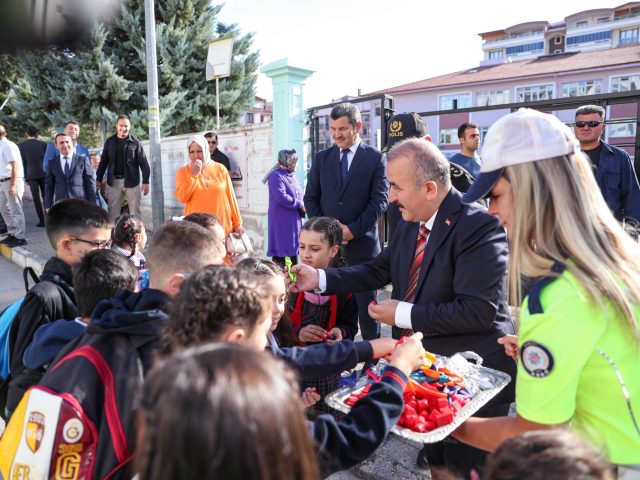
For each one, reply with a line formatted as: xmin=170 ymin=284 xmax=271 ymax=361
xmin=0 ymin=191 xmax=53 ymax=275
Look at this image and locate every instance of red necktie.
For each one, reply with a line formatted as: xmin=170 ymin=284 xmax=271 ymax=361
xmin=399 ymin=224 xmax=429 ymax=337
xmin=404 ymin=224 xmax=430 ymax=303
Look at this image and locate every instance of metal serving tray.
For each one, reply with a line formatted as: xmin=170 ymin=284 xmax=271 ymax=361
xmin=325 ymin=352 xmax=512 ymax=444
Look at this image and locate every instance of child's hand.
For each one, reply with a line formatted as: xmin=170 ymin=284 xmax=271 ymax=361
xmin=325 ymin=328 xmax=342 ymax=345
xmin=301 ymin=387 xmax=320 ymax=408
xmin=299 ymin=325 xmax=328 ymax=343
xmin=369 ymin=337 xmax=397 ymax=359
xmin=497 ymin=334 xmax=519 ymax=361
xmin=389 ymin=332 xmax=425 ymax=377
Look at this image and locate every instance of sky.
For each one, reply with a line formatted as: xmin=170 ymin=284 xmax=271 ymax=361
xmin=218 ymin=0 xmax=616 ymax=108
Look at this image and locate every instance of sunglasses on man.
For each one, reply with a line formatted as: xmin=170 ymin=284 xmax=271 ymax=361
xmin=575 ymin=120 xmax=602 ymax=128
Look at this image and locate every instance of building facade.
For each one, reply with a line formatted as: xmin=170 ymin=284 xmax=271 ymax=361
xmin=363 ymin=2 xmax=640 ymax=161
xmin=239 ymin=96 xmax=273 ymax=126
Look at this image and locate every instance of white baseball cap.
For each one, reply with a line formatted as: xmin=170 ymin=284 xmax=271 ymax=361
xmin=462 ymin=108 xmax=580 ymax=204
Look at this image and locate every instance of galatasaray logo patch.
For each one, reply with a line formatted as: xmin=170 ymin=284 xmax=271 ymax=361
xmin=63 ymin=418 xmax=84 ymax=444
xmin=26 ymin=410 xmax=46 ymax=453
xmin=521 ymin=341 xmax=554 ymax=378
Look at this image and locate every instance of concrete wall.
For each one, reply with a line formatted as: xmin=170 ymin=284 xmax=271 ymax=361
xmin=138 ymin=123 xmax=274 ymax=254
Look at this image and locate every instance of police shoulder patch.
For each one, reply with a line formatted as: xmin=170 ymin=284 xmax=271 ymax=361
xmin=520 ymin=341 xmax=554 ymax=378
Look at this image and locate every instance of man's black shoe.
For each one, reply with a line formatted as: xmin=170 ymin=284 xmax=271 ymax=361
xmin=416 ymin=445 xmax=430 ymax=470
xmin=36 ymin=222 xmax=45 ymax=227
xmin=6 ymin=237 xmax=27 ymax=248
xmin=0 ymin=234 xmax=16 ymax=244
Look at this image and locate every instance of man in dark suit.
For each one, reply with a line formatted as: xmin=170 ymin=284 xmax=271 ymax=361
xmin=44 ymin=133 xmax=96 ymax=210
xmin=18 ymin=126 xmax=47 ymax=227
xmin=294 ymin=138 xmax=516 ymax=478
xmin=304 ymin=102 xmax=388 ymax=342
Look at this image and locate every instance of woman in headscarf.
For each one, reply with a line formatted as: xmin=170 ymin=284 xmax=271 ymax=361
xmin=264 ymin=149 xmax=304 ymax=268
xmin=175 ymin=134 xmax=243 ymax=235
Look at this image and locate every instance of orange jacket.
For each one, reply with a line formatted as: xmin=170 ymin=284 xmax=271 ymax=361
xmin=175 ymin=162 xmax=242 ymax=234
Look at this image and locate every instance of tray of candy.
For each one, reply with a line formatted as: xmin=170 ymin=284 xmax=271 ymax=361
xmin=325 ymin=351 xmax=511 ymax=444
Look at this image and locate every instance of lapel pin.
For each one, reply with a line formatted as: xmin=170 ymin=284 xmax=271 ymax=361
xmin=445 ymin=218 xmax=451 ymax=226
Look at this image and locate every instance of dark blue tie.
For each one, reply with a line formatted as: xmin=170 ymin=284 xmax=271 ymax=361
xmin=63 ymin=157 xmax=70 ymax=177
xmin=340 ymin=149 xmax=349 ymax=185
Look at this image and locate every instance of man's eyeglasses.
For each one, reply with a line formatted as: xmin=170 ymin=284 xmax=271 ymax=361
xmin=208 ymin=140 xmax=217 ymax=145
xmin=70 ymin=237 xmax=109 ymax=249
xmin=575 ymin=120 xmax=602 ymax=128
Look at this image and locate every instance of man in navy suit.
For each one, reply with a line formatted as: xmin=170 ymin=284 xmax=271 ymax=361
xmin=44 ymin=133 xmax=96 ymax=211
xmin=304 ymin=102 xmax=388 ymax=342
xmin=294 ymin=138 xmax=516 ymax=478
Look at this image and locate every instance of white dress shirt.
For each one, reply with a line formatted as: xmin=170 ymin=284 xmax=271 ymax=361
xmin=339 ymin=140 xmax=361 ymax=171
xmin=60 ymin=154 xmax=72 ymax=174
xmin=318 ymin=210 xmax=438 ymax=330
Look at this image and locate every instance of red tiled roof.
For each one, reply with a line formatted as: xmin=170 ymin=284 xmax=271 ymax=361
xmin=367 ymin=46 xmax=640 ymax=95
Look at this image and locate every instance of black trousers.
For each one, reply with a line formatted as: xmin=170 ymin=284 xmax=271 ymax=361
xmin=354 ymin=290 xmax=380 ymax=340
xmin=422 ymin=402 xmax=512 ymax=480
xmin=27 ymin=179 xmax=45 ymax=223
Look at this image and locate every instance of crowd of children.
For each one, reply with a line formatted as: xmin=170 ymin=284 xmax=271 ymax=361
xmin=0 ymin=193 xmax=632 ymax=480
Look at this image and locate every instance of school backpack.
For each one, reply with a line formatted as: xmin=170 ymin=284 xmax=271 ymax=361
xmin=0 ymin=332 xmax=147 ymax=480
xmin=0 ymin=268 xmax=40 ymax=410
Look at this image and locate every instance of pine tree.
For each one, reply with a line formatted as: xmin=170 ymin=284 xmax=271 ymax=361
xmin=62 ymin=24 xmax=130 ymax=143
xmin=1 ymin=1 xmax=259 ymax=141
xmin=6 ymin=25 xmax=129 ymax=147
xmin=6 ymin=47 xmax=69 ymax=137
xmin=106 ymin=0 xmax=259 ymax=137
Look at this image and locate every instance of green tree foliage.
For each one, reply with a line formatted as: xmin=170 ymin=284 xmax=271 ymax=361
xmin=0 ymin=52 xmax=22 ymax=141
xmin=2 ymin=1 xmax=259 ymax=142
xmin=6 ymin=26 xmax=129 ymax=148
xmin=105 ymin=0 xmax=258 ymax=137
xmin=62 ymin=24 xmax=130 ymax=143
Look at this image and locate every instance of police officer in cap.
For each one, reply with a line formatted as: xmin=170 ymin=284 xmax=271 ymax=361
xmin=383 ymin=113 xmax=475 ymax=240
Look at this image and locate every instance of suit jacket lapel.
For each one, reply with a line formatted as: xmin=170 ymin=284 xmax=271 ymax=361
xmin=400 ymin=222 xmax=420 ymax=294
xmin=414 ymin=189 xmax=462 ymax=297
xmin=69 ymin=154 xmax=80 ymax=177
xmin=53 ymin=156 xmax=64 ymax=180
xmin=332 ymin=146 xmax=344 ymax=189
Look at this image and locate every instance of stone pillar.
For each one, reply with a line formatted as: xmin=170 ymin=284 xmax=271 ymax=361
xmin=261 ymin=58 xmax=314 ymax=189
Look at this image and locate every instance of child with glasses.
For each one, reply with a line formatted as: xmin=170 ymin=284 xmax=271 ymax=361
xmin=3 ymin=198 xmax=112 ymax=417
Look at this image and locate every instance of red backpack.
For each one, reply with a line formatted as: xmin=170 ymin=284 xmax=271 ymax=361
xmin=0 ymin=340 xmax=141 ymax=480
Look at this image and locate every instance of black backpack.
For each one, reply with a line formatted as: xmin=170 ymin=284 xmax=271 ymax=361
xmin=0 ymin=267 xmax=40 ymax=417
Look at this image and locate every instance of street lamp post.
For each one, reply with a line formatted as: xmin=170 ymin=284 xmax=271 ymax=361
xmin=144 ymin=0 xmax=165 ymax=230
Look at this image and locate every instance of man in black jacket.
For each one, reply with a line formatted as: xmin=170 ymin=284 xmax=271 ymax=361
xmin=204 ymin=131 xmax=231 ymax=171
xmin=18 ymin=126 xmax=47 ymax=227
xmin=4 ymin=199 xmax=112 ymax=417
xmin=96 ymin=115 xmax=150 ymax=221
